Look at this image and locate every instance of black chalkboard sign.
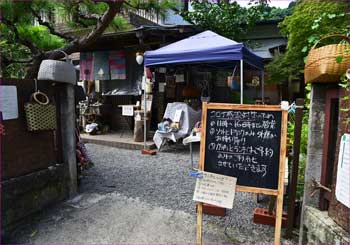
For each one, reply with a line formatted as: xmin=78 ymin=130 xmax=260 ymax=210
xmin=202 ymin=106 xmax=283 ymax=190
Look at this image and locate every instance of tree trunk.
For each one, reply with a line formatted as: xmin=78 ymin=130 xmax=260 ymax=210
xmin=25 ymin=1 xmax=123 ymax=79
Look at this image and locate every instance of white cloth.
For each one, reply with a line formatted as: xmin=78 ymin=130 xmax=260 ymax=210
xmin=85 ymin=123 xmax=98 ymax=133
xmin=153 ymin=102 xmax=201 ymax=149
xmin=183 ymin=132 xmax=201 ymax=145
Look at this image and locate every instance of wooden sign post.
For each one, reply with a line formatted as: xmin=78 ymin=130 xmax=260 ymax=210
xmin=196 ymin=102 xmax=288 ymax=245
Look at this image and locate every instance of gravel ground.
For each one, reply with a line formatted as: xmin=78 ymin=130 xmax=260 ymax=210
xmin=81 ymin=143 xmax=297 ymax=244
xmin=6 ymin=143 xmax=297 ymax=244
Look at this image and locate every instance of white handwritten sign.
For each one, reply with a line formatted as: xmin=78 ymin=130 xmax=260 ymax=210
xmin=193 ymin=171 xmax=237 ymax=209
xmin=173 ymin=109 xmax=183 ymax=123
xmin=335 ymin=134 xmax=350 ymax=208
xmin=0 ymin=86 xmax=18 ymax=120
xmin=122 ymin=105 xmax=134 ymax=116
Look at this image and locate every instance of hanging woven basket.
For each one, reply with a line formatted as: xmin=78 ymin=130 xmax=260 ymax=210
xmin=305 ymin=34 xmax=350 ymax=83
xmin=38 ymin=50 xmax=76 ymax=84
xmin=24 ymin=91 xmax=57 ymax=131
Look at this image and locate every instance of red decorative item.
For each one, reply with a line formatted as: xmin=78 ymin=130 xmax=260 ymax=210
xmin=141 ymin=149 xmax=157 ymax=155
xmin=0 ymin=123 xmax=5 ymax=136
xmin=145 ymin=67 xmax=153 ymax=79
xmin=253 ymin=207 xmax=288 ymax=228
xmin=196 ymin=203 xmax=226 ymax=217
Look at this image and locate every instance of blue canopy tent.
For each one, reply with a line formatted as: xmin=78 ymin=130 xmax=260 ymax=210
xmin=144 ymin=30 xmax=265 ymax=104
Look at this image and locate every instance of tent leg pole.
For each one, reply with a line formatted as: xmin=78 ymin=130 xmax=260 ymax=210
xmin=240 ymin=59 xmax=244 ymax=104
xmin=261 ymin=70 xmax=265 ymax=104
xmin=144 ymin=90 xmax=146 ymax=149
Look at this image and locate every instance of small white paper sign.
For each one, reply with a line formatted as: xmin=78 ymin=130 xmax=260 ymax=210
xmin=0 ymin=86 xmax=18 ymax=120
xmin=335 ymin=134 xmax=350 ymax=208
xmin=122 ymin=105 xmax=134 ymax=116
xmin=173 ymin=109 xmax=182 ymax=123
xmin=141 ymin=100 xmax=152 ymax=111
xmin=175 ymin=74 xmax=185 ymax=83
xmin=159 ymin=83 xmax=165 ymax=93
xmin=158 ymin=67 xmax=166 ymax=73
xmin=193 ymin=171 xmax=237 ymax=209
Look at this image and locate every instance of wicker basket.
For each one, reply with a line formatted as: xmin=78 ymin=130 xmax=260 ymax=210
xmin=305 ymin=35 xmax=350 ymax=83
xmin=38 ymin=50 xmax=76 ymax=84
xmin=24 ymin=91 xmax=57 ymax=131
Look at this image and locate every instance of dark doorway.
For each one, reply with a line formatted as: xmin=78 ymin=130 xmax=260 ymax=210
xmin=320 ymin=89 xmax=339 ymax=210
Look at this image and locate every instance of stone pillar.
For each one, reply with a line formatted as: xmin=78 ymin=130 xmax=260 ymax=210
xmin=60 ymin=84 xmax=77 ymax=197
xmin=299 ymin=83 xmax=326 ymax=243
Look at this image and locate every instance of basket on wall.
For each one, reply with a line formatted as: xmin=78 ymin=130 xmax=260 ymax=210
xmin=24 ymin=91 xmax=57 ymax=131
xmin=37 ymin=50 xmax=76 ymax=84
xmin=305 ymin=35 xmax=350 ymax=83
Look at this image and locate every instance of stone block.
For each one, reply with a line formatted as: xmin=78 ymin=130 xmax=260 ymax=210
xmin=302 ymin=206 xmax=350 ymax=244
xmin=303 ymin=154 xmax=323 ymax=207
xmin=1 ymin=166 xmax=67 ymax=229
xmin=307 ymin=130 xmax=325 ymax=155
xmin=310 ymin=84 xmax=327 ymax=100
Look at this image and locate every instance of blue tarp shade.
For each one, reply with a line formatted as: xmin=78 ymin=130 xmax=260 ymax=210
xmin=144 ymin=30 xmax=264 ymax=70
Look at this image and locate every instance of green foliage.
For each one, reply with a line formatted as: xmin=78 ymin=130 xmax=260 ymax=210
xmin=267 ymin=2 xmax=348 ymax=199
xmin=1 ymin=0 xmax=174 ymax=78
xmin=109 ymin=16 xmax=131 ymax=32
xmin=256 ymin=3 xmax=294 ymax=21
xmin=17 ymin=25 xmax=65 ymax=50
xmin=0 ymin=0 xmax=66 ymax=77
xmin=339 ymin=74 xmax=350 ymax=127
xmin=231 ymin=91 xmax=254 ymax=104
xmin=266 ymin=0 xmax=348 ymax=84
xmin=265 ymin=53 xmax=299 ymax=84
xmin=126 ymin=0 xmax=177 ymax=19
xmin=181 ymin=1 xmax=256 ymax=41
xmin=180 ymin=1 xmax=293 ymax=41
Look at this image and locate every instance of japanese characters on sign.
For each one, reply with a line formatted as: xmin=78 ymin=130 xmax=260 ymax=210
xmin=336 ymin=134 xmax=350 ymax=208
xmin=204 ymin=110 xmax=282 ymax=190
xmin=193 ymin=171 xmax=237 ymax=209
xmin=0 ymin=86 xmax=18 ymax=120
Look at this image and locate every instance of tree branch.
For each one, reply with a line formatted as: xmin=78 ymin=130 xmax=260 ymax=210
xmin=25 ymin=1 xmax=123 ymax=78
xmin=30 ymin=7 xmax=74 ymax=41
xmin=46 ymin=1 xmax=123 ymax=59
xmin=123 ymin=0 xmax=162 ymax=11
xmin=310 ymin=178 xmax=331 ymax=197
xmin=78 ymin=13 xmax=101 ymax=21
xmin=4 ymin=57 xmax=33 ymax=64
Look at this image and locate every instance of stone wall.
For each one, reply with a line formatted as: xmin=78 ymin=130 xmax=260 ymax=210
xmin=1 ymin=78 xmax=71 ymax=238
xmin=302 ymin=83 xmax=327 ymax=207
xmin=301 ymin=206 xmax=349 ymax=244
xmin=2 ymin=165 xmax=66 ymax=231
xmin=299 ymin=83 xmax=350 ymax=243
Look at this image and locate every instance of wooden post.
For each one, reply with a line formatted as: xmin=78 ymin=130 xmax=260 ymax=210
xmin=196 ymin=102 xmax=208 ymax=245
xmin=286 ymin=98 xmax=304 ymax=237
xmin=274 ymin=109 xmax=288 ymax=245
xmin=196 ymin=203 xmax=203 ymax=245
xmin=240 ymin=59 xmax=244 ymax=104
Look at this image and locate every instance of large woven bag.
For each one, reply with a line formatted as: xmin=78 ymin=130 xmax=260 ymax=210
xmin=24 ymin=91 xmax=57 ymax=131
xmin=305 ymin=35 xmax=350 ymax=83
xmin=38 ymin=50 xmax=76 ymax=84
